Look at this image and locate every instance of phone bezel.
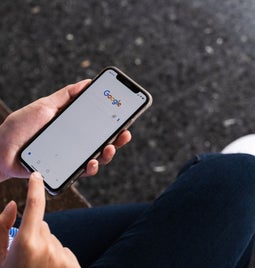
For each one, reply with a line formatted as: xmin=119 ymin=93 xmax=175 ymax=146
xmin=19 ymin=66 xmax=153 ymax=195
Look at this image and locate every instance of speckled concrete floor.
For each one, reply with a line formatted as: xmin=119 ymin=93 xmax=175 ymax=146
xmin=1 ymin=0 xmax=255 ymax=205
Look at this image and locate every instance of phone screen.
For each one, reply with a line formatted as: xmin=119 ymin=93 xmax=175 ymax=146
xmin=20 ymin=67 xmax=151 ymax=194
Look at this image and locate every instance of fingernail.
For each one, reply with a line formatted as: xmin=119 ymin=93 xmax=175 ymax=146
xmin=92 ymin=162 xmax=97 ymax=169
xmin=32 ymin=172 xmax=43 ymax=180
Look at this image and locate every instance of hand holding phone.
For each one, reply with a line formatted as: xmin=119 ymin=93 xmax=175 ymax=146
xmin=0 ymin=79 xmax=131 ymax=182
xmin=19 ymin=67 xmax=153 ymax=195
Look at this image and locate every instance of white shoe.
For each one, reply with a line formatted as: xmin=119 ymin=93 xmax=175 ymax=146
xmin=222 ymin=134 xmax=255 ymax=155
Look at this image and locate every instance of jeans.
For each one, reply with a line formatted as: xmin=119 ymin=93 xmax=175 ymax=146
xmin=21 ymin=153 xmax=255 ymax=267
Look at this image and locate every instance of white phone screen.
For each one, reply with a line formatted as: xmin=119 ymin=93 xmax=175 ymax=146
xmin=21 ymin=68 xmax=149 ymax=192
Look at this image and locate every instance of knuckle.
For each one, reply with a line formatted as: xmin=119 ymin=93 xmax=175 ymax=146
xmin=18 ymin=236 xmax=38 ymax=254
xmin=41 ymin=221 xmax=50 ymax=232
xmin=26 ymin=194 xmax=40 ymax=210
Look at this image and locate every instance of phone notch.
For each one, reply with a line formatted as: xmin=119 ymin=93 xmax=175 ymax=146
xmin=116 ymin=74 xmax=140 ymax=93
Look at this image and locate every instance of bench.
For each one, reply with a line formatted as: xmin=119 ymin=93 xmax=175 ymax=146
xmin=0 ymin=99 xmax=91 ymax=216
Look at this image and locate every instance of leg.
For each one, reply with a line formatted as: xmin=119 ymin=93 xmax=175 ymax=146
xmin=89 ymin=154 xmax=255 ymax=267
xmin=44 ymin=203 xmax=149 ymax=267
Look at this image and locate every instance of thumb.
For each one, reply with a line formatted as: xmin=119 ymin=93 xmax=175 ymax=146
xmin=0 ymin=201 xmax=17 ymax=263
xmin=48 ymin=79 xmax=91 ymax=110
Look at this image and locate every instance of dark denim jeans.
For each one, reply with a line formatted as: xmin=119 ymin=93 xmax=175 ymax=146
xmin=25 ymin=153 xmax=255 ymax=267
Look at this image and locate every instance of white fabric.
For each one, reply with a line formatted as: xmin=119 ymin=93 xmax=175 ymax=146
xmin=222 ymin=134 xmax=255 ymax=155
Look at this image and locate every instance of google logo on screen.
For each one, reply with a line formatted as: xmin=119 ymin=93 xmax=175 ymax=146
xmin=104 ymin=90 xmax=122 ymax=107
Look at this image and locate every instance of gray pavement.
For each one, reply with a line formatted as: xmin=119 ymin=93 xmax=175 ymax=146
xmin=1 ymin=0 xmax=255 ymax=205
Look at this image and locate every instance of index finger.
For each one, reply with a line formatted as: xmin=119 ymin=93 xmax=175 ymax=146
xmin=19 ymin=172 xmax=45 ymax=234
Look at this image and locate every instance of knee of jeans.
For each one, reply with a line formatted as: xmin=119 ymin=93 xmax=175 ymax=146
xmin=192 ymin=153 xmax=255 ymax=197
xmin=177 ymin=153 xmax=221 ymax=177
xmin=159 ymin=153 xmax=255 ymax=212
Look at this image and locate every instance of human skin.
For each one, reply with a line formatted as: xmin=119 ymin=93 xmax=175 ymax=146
xmin=0 ymin=79 xmax=131 ymax=181
xmin=0 ymin=172 xmax=81 ymax=267
xmin=0 ymin=80 xmax=131 ymax=267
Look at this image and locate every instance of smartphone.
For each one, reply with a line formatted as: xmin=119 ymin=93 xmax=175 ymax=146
xmin=19 ymin=66 xmax=153 ymax=195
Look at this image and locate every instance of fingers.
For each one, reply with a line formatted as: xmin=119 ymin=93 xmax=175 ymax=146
xmin=19 ymin=172 xmax=45 ymax=234
xmin=97 ymin=130 xmax=131 ymax=164
xmin=97 ymin=145 xmax=116 ymax=165
xmin=81 ymin=130 xmax=132 ymax=177
xmin=48 ymin=79 xmax=92 ymax=110
xmin=83 ymin=145 xmax=115 ymax=177
xmin=83 ymin=159 xmax=98 ymax=177
xmin=0 ymin=201 xmax=17 ymax=230
xmin=113 ymin=130 xmax=132 ymax=149
xmin=0 ymin=201 xmax=17 ymax=263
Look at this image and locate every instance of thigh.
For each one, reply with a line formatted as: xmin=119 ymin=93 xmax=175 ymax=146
xmin=90 ymin=154 xmax=255 ymax=268
xmin=44 ymin=203 xmax=149 ymax=267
